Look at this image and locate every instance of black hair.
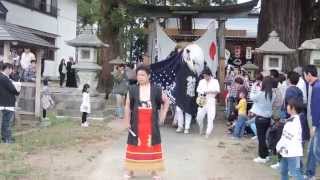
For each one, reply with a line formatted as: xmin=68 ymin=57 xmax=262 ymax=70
xmin=127 ymin=63 xmax=134 ymax=69
xmin=118 ymin=64 xmax=125 ymax=68
xmin=304 ymin=65 xmax=318 ymax=77
xmin=261 ymin=76 xmax=273 ymax=101
xmin=1 ymin=63 xmax=13 ymax=71
xmin=270 ymin=69 xmax=279 ymax=78
xmin=278 ymin=73 xmax=286 ymax=83
xmin=43 ymin=79 xmax=49 ymax=86
xmin=82 ymin=83 xmax=90 ymax=93
xmin=202 ymin=67 xmax=212 ymax=76
xmin=60 ymin=59 xmax=65 ymax=64
xmin=234 ymin=77 xmax=244 ymax=85
xmin=136 ymin=65 xmax=151 ymax=75
xmin=255 ymin=73 xmax=264 ymax=81
xmin=287 ymin=98 xmax=304 ymax=114
xmin=287 ymin=71 xmax=300 ymax=85
xmin=239 ymin=89 xmax=248 ymax=98
xmin=270 ymin=69 xmax=280 ymax=88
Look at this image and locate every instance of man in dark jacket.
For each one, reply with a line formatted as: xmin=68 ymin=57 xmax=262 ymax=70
xmin=283 ymin=71 xmax=310 ymax=142
xmin=304 ymin=65 xmax=320 ymax=179
xmin=0 ymin=63 xmax=20 ymax=143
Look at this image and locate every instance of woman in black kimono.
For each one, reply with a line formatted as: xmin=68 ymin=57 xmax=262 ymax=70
xmin=66 ymin=59 xmax=77 ymax=88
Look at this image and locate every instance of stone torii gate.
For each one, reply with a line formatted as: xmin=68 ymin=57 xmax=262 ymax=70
xmin=128 ymin=0 xmax=259 ymax=93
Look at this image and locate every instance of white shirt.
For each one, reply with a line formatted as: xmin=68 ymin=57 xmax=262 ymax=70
xmin=276 ymin=114 xmax=303 ymax=157
xmin=197 ymin=78 xmax=220 ymax=99
xmin=13 ymin=54 xmax=20 ymax=66
xmin=80 ymin=92 xmax=91 ymax=113
xmin=296 ymin=77 xmax=307 ymax=104
xmin=20 ymin=52 xmax=36 ymax=70
xmin=279 ymin=81 xmax=288 ymax=100
xmin=62 ymin=65 xmax=67 ymax=74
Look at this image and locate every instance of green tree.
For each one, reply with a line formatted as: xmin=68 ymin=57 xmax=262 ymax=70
xmin=99 ymin=0 xmax=146 ymax=92
xmin=78 ymin=0 xmax=101 ymax=27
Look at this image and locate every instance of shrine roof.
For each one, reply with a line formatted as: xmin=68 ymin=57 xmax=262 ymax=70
xmin=0 ymin=20 xmax=55 ymax=48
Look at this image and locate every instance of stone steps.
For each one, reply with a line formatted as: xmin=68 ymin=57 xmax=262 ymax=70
xmin=55 ymin=107 xmax=116 ymax=119
xmin=49 ymin=88 xmax=117 ymax=120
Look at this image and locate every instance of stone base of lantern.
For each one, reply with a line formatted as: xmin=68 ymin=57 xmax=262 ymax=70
xmin=73 ymin=62 xmax=102 ymax=96
xmin=48 ymin=87 xmax=113 ymax=120
xmin=77 ymin=71 xmax=99 ymax=95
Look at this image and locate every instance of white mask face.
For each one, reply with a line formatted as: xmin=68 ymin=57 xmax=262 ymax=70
xmin=182 ymin=44 xmax=205 ymax=76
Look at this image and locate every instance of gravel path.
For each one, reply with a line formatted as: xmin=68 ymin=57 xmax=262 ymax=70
xmin=84 ymin=117 xmax=279 ymax=180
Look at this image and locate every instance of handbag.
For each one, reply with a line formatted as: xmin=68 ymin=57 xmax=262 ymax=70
xmin=196 ymin=94 xmax=206 ymax=107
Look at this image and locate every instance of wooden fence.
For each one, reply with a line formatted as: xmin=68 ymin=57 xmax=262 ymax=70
xmin=16 ymin=82 xmax=36 ymax=115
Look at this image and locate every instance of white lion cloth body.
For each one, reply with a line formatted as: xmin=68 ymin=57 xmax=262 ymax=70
xmin=175 ymin=44 xmax=205 ymax=133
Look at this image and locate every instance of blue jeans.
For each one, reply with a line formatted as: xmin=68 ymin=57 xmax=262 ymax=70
xmin=1 ymin=110 xmax=14 ymax=142
xmin=233 ymin=115 xmax=247 ymax=138
xmin=305 ymin=128 xmax=320 ymax=177
xmin=227 ymin=97 xmax=236 ymax=118
xmin=280 ymin=157 xmax=303 ymax=180
xmin=246 ymin=117 xmax=257 ymax=136
xmin=115 ymin=107 xmax=124 ymax=118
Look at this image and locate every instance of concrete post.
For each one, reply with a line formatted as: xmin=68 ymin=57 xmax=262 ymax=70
xmin=3 ymin=42 xmax=11 ymax=63
xmin=147 ymin=18 xmax=156 ymax=64
xmin=35 ymin=49 xmax=43 ymax=120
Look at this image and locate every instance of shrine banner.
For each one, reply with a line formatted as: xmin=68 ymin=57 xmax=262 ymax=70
xmin=194 ymin=22 xmax=218 ymax=75
xmin=155 ymin=21 xmax=218 ymax=74
xmin=156 ymin=23 xmax=177 ymax=62
xmin=246 ymin=47 xmax=252 ymax=60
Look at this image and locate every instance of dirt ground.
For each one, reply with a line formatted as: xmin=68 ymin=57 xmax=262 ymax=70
xmin=20 ymin=115 xmax=283 ymax=180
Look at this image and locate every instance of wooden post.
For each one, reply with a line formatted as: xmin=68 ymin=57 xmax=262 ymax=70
xmin=217 ymin=18 xmax=226 ymax=103
xmin=35 ymin=49 xmax=43 ymax=119
xmin=3 ymin=41 xmax=11 ymax=63
xmin=147 ymin=18 xmax=156 ymax=64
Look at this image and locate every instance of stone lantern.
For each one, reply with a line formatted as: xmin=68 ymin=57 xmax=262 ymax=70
xmin=299 ymin=39 xmax=320 ymax=124
xmin=255 ymin=31 xmax=295 ymax=73
xmin=66 ymin=31 xmax=109 ymax=92
xmin=299 ymin=39 xmax=320 ymax=76
xmin=242 ymin=61 xmax=259 ymax=80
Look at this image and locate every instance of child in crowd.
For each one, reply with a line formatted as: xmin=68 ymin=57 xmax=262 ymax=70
xmin=41 ymin=79 xmax=54 ymax=120
xmin=233 ymin=91 xmax=248 ymax=138
xmin=226 ymin=77 xmax=245 ymax=121
xmin=80 ymin=84 xmax=91 ymax=127
xmin=276 ymin=99 xmax=304 ymax=180
xmin=267 ymin=117 xmax=284 ymax=169
xmin=246 ymin=112 xmax=257 ymax=140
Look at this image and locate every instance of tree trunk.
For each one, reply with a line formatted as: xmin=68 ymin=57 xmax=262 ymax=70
xmin=257 ymin=0 xmax=302 ymax=72
xmin=299 ymin=1 xmax=320 ymax=67
xmin=97 ymin=1 xmax=123 ymax=94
